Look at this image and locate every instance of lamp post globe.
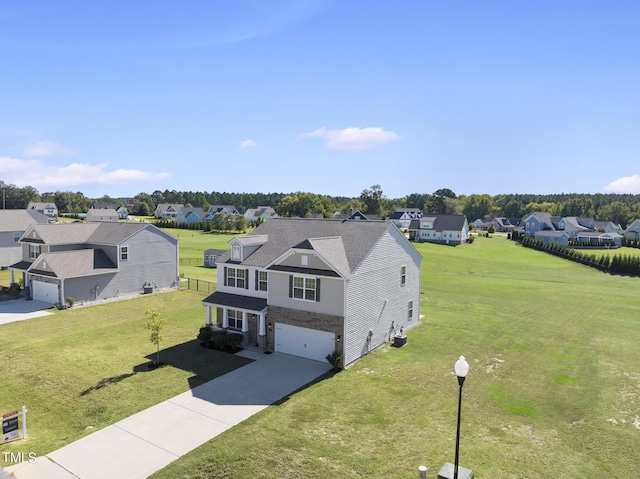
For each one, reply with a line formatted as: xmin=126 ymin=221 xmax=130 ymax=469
xmin=453 ymin=355 xmax=469 ymax=479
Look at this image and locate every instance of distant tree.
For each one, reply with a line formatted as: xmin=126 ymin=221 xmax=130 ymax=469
xmin=360 ymin=184 xmax=385 ymax=217
xmin=340 ymin=199 xmax=366 ymax=215
xmin=277 ymin=192 xmax=330 ymax=218
xmin=503 ymin=200 xmax=521 ymax=218
xmin=428 ymin=188 xmax=457 ymax=214
xmin=234 ymin=214 xmax=248 ymax=233
xmin=405 ymin=193 xmax=428 ymax=211
xmin=596 ymin=201 xmax=632 ymax=228
xmin=462 ymin=194 xmax=496 ymax=221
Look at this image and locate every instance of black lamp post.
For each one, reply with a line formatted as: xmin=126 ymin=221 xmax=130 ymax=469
xmin=453 ymin=355 xmax=469 ymax=479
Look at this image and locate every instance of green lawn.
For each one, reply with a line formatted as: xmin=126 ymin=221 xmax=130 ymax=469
xmin=163 ymin=229 xmax=235 ymax=281
xmin=0 ymin=290 xmax=252 ymax=463
xmin=0 ymin=269 xmax=10 ymax=288
xmin=150 ymin=235 xmax=640 ymax=479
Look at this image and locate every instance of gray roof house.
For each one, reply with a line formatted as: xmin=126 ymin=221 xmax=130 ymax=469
xmin=175 ymin=207 xmax=207 ymax=224
xmin=207 ymin=205 xmax=239 ymax=216
xmin=389 ymin=208 xmax=423 ymax=228
xmin=244 ymin=206 xmax=278 ymax=222
xmin=10 ymin=222 xmax=179 ymax=305
xmin=92 ymin=203 xmax=129 ymax=220
xmin=86 ymin=208 xmax=119 ymax=223
xmin=154 ymin=204 xmax=184 ymax=219
xmin=623 ymin=219 xmax=640 ymax=240
xmin=0 ymin=210 xmax=50 ymax=271
xmin=333 ymin=210 xmax=380 ymax=221
xmin=408 ymin=215 xmax=469 ymax=245
xmin=27 ymin=202 xmax=58 ymax=220
xmin=202 ymin=218 xmax=421 ymax=367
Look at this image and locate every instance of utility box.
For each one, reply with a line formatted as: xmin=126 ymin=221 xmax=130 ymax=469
xmin=393 ymin=334 xmax=407 ymax=347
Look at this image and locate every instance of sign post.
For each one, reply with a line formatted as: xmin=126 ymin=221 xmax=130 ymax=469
xmin=2 ymin=406 xmax=27 ymax=444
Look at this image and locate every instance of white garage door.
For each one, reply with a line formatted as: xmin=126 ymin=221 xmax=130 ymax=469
xmin=275 ymin=323 xmax=335 ymax=362
xmin=32 ymin=281 xmax=59 ymax=305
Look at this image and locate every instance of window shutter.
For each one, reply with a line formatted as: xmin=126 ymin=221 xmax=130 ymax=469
xmin=255 ymin=270 xmax=258 ymax=290
xmin=223 ymin=267 xmax=227 ymax=287
xmin=289 ymin=275 xmax=293 ymax=298
xmin=316 ymin=278 xmax=321 ymax=302
xmin=245 ymin=269 xmax=249 ymax=289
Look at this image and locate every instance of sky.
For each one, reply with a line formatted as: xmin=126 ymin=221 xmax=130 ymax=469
xmin=1 ymin=0 xmax=640 ymax=200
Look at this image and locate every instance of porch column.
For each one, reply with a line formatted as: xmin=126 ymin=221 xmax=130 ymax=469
xmin=241 ymin=311 xmax=249 ymax=333
xmin=10 ymin=270 xmax=15 ymax=284
xmin=206 ymin=306 xmax=212 ymax=326
xmin=222 ymin=308 xmax=229 ymax=328
xmin=258 ymin=311 xmax=266 ymax=336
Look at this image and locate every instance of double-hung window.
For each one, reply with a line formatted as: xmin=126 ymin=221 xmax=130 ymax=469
xmin=226 ymin=267 xmax=245 ymax=288
xmin=13 ymin=232 xmax=21 ymax=242
xmin=228 ymin=309 xmax=243 ymax=330
xmin=408 ymin=301 xmax=414 ymax=320
xmin=29 ymin=244 xmax=41 ymax=259
xmin=120 ymin=246 xmax=128 ymax=261
xmin=401 ymin=266 xmax=407 ymax=286
xmin=256 ymin=271 xmax=268 ymax=291
xmin=291 ymin=276 xmax=318 ymax=301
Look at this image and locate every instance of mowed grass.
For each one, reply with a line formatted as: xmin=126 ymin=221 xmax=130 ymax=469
xmin=151 ymin=236 xmax=640 ymax=479
xmin=0 ymin=290 xmax=252 ymax=463
xmin=163 ymin=229 xmax=235 ymax=281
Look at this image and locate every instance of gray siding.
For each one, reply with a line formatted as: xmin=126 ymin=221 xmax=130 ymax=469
xmin=278 ymin=252 xmax=332 ymax=271
xmin=0 ymin=231 xmax=21 ymax=267
xmin=64 ymin=274 xmax=117 ymax=302
xmin=344 ymin=227 xmax=421 ymax=366
xmin=100 ymin=227 xmax=178 ymax=297
xmin=267 ymin=271 xmax=345 ymax=317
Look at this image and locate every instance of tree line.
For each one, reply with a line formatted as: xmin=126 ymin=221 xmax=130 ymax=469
xmin=2 ymin=179 xmax=640 ymax=227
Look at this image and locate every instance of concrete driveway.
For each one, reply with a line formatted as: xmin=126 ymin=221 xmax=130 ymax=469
xmin=0 ymin=298 xmax=53 ymax=325
xmin=6 ymin=352 xmax=331 ymax=479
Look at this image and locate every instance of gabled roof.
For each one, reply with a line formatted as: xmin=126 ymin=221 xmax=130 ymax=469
xmin=21 ymin=222 xmax=174 ymax=247
xmin=178 ymin=207 xmax=206 ymax=218
xmin=219 ymin=218 xmax=395 ymax=276
xmin=30 ymin=249 xmax=118 ymax=279
xmin=209 ymin=205 xmax=238 ymax=214
xmin=525 ymin=212 xmax=555 ymax=230
xmin=155 ymin=203 xmax=184 ymax=212
xmin=92 ymin=203 xmax=121 ymax=210
xmin=409 ymin=214 xmax=468 ymax=231
xmin=0 ymin=210 xmax=50 ymax=232
xmin=27 ymin=202 xmax=58 ymax=211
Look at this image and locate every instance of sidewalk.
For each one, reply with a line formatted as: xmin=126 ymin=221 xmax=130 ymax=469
xmin=6 ymin=352 xmax=330 ymax=479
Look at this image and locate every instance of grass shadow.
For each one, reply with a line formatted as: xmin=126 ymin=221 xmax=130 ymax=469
xmin=79 ymin=372 xmax=138 ymax=396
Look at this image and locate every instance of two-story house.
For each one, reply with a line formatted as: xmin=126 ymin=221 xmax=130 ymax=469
xmin=202 ymin=218 xmax=421 ymax=367
xmin=27 ymin=202 xmax=58 ymax=221
xmin=0 ymin=210 xmax=50 ymax=272
xmin=154 ymin=204 xmax=184 ymax=219
xmin=389 ymin=208 xmax=423 ymax=228
xmin=408 ymin=215 xmax=469 ymax=245
xmin=175 ymin=207 xmax=207 ymax=224
xmin=92 ymin=203 xmax=129 ymax=220
xmin=10 ymin=222 xmax=179 ymax=305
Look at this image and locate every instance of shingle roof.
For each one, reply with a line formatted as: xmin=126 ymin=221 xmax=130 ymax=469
xmin=220 ymin=218 xmax=393 ymax=275
xmin=0 ymin=210 xmax=50 ymax=232
xmin=408 ymin=214 xmax=467 ymax=232
xmin=202 ymin=291 xmax=268 ymax=311
xmin=25 ymin=222 xmax=164 ymax=246
xmin=32 ymin=249 xmax=118 ymax=279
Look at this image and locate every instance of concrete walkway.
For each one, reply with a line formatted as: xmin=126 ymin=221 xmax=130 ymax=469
xmin=5 ymin=352 xmax=331 ymax=479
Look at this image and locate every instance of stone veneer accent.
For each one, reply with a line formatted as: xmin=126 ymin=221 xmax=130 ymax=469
xmin=265 ymin=305 xmax=344 ymax=355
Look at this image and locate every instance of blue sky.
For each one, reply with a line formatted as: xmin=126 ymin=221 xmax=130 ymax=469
xmin=1 ymin=0 xmax=640 ymax=199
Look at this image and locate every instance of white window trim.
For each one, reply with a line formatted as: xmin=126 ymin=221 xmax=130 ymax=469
xmin=227 ymin=309 xmax=243 ymax=331
xmin=120 ymin=245 xmax=129 ymax=261
xmin=293 ymin=276 xmax=316 ymax=302
xmin=401 ymin=265 xmax=407 ymax=286
xmin=227 ymin=267 xmax=245 ymax=289
xmin=258 ymin=271 xmax=268 ymax=291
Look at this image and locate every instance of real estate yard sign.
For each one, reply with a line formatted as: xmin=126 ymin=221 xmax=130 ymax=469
xmin=2 ymin=406 xmax=27 ymax=443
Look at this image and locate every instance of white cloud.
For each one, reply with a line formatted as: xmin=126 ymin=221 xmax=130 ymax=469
xmin=0 ymin=157 xmax=169 ymax=190
xmin=302 ymin=126 xmax=400 ymax=151
xmin=240 ymin=139 xmax=260 ymax=149
xmin=603 ymin=174 xmax=640 ymax=194
xmin=20 ymin=139 xmax=77 ymax=157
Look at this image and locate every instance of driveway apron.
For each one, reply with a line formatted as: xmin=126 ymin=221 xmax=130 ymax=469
xmin=5 ymin=353 xmax=331 ymax=479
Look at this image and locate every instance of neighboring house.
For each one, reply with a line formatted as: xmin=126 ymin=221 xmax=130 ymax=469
xmin=207 ymin=205 xmax=239 ymax=216
xmin=202 ymin=218 xmax=421 ymax=367
xmin=92 ymin=203 xmax=129 ymax=220
xmin=175 ymin=207 xmax=207 ymax=224
xmin=333 ymin=210 xmax=379 ymax=221
xmin=524 ymin=212 xmax=623 ymax=247
xmin=86 ymin=208 xmax=119 ymax=223
xmin=0 ymin=210 xmax=50 ymax=272
xmin=27 ymin=202 xmax=58 ymax=221
xmin=475 ymin=216 xmax=518 ymax=232
xmin=389 ymin=208 xmax=423 ymax=228
xmin=154 ymin=204 xmax=184 ymax=219
xmin=575 ymin=231 xmax=623 ymax=247
xmin=204 ymin=249 xmax=227 ymax=268
xmin=408 ymin=215 xmax=469 ymax=245
xmin=623 ymin=219 xmax=640 ymax=240
xmin=10 ymin=222 xmax=179 ymax=306
xmin=244 ymin=206 xmax=278 ymax=222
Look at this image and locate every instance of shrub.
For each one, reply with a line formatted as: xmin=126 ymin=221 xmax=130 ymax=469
xmin=8 ymin=283 xmax=20 ymax=297
xmin=197 ymin=325 xmax=213 ymax=345
xmin=212 ymin=331 xmax=228 ymax=350
xmin=66 ymin=296 xmax=75 ymax=307
xmin=326 ymin=350 xmax=344 ymax=371
xmin=226 ymin=333 xmax=243 ymax=351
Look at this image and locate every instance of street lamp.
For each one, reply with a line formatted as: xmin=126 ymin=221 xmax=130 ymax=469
xmin=438 ymin=356 xmax=474 ymax=479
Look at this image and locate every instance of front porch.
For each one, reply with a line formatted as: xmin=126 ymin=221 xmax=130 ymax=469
xmin=203 ymin=291 xmax=268 ymax=351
